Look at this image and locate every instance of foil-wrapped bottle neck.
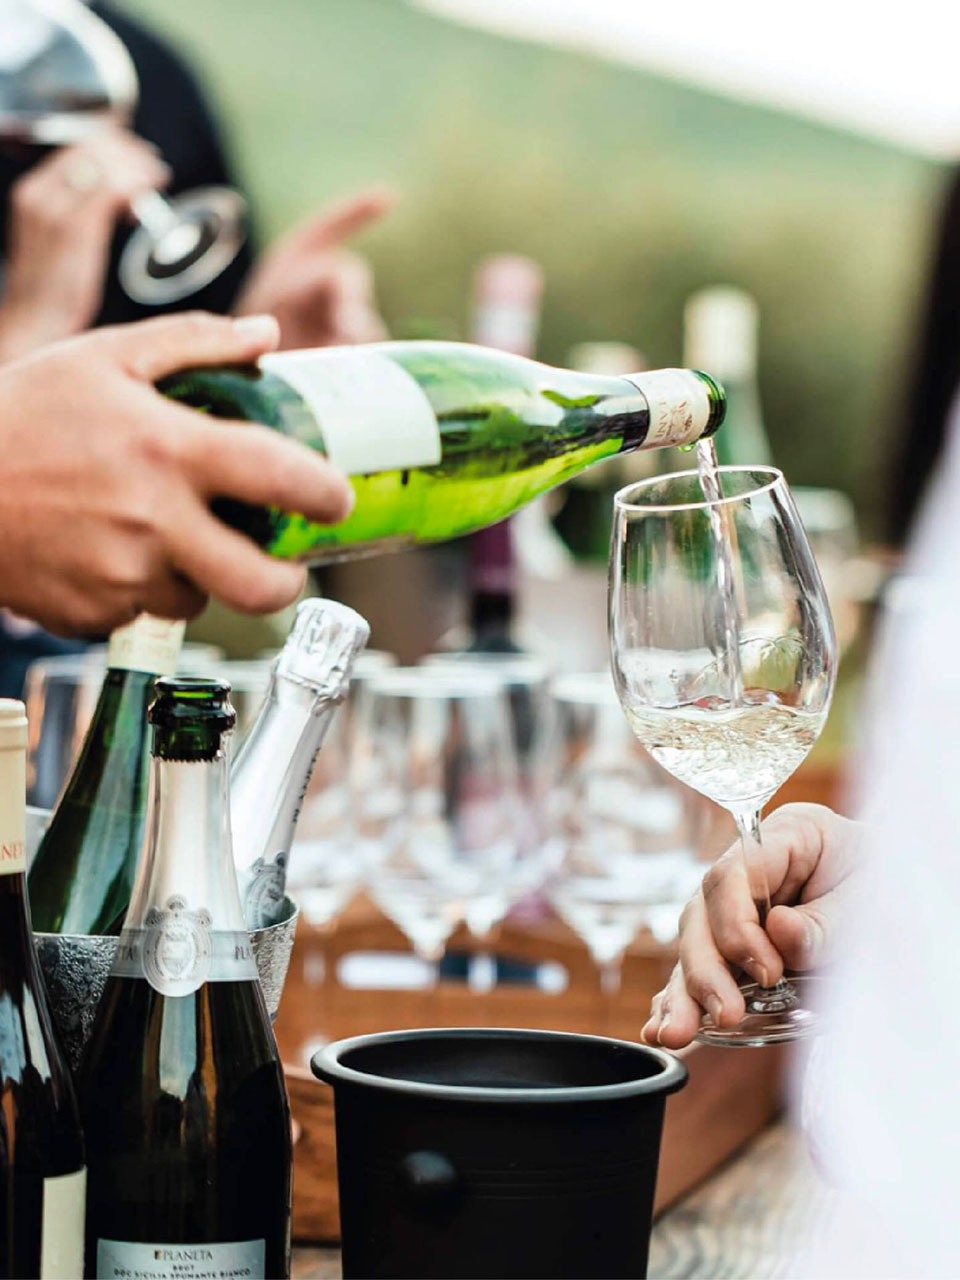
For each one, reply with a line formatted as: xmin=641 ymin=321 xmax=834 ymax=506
xmin=275 ymin=598 xmax=370 ymax=700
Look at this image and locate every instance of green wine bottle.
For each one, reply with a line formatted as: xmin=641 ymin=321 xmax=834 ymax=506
xmin=0 ymin=701 xmax=86 ymax=1278
xmin=78 ymin=678 xmax=292 ymax=1280
xmin=158 ymin=341 xmax=725 ymax=563
xmin=28 ymin=614 xmax=184 ymax=936
xmin=683 ymin=287 xmax=772 ymax=467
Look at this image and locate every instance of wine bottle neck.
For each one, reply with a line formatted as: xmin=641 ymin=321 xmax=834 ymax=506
xmin=125 ymin=752 xmax=246 ymax=934
xmin=232 ymin=675 xmax=340 ymax=877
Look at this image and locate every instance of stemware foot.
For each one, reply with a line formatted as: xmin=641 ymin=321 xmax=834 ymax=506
xmin=695 ymin=974 xmax=822 ymax=1047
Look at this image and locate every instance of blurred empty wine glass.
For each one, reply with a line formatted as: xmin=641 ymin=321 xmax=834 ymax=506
xmin=287 ymin=649 xmax=396 ymax=931
xmin=0 ymin=0 xmax=247 ymax=304
xmin=610 ymin=467 xmax=836 ymax=1045
xmin=547 ymin=672 xmax=703 ymax=994
xmin=350 ymin=666 xmax=520 ymax=982
xmin=419 ymin=651 xmax=556 ymax=904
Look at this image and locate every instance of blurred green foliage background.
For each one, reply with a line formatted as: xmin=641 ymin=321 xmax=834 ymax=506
xmin=129 ymin=0 xmax=943 ymax=537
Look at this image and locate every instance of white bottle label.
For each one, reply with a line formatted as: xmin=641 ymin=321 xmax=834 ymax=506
xmin=0 ymin=742 xmax=25 ymax=876
xmin=96 ymin=1237 xmax=266 ymax=1279
xmin=112 ymin=896 xmax=257 ymax=996
xmin=625 ymin=369 xmax=711 ymax=448
xmin=107 ymin=614 xmax=185 ymax=675
xmin=261 ymin=347 xmax=441 ymax=475
xmin=40 ymin=1168 xmax=86 ymax=1279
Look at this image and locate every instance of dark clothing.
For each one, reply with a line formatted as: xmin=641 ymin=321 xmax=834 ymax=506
xmin=888 ymin=167 xmax=960 ymax=545
xmin=0 ymin=1 xmax=254 ymax=694
xmin=0 ymin=1 xmax=255 ymax=325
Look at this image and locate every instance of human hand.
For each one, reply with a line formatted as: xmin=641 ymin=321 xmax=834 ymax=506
xmin=0 ymin=312 xmax=353 ymax=635
xmin=642 ymin=804 xmax=865 ymax=1049
xmin=0 ymin=129 xmax=171 ymax=362
xmin=236 ymin=187 xmax=394 ymax=349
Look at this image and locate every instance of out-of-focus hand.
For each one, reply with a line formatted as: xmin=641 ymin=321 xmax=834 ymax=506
xmin=642 ymin=803 xmax=865 ymax=1049
xmin=0 ymin=129 xmax=171 ymax=362
xmin=237 ymin=188 xmax=394 ymax=349
xmin=0 ymin=312 xmax=354 ymax=635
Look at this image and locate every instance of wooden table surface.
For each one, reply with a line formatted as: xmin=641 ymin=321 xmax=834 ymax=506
xmin=291 ymin=1119 xmax=833 ymax=1280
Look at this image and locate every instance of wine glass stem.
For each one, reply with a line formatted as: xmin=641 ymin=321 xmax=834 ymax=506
xmin=735 ymin=809 xmax=796 ymax=1009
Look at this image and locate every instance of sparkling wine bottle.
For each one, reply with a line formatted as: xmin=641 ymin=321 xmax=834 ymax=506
xmin=28 ymin=614 xmax=185 ymax=936
xmin=683 ymin=286 xmax=772 ymax=467
xmin=232 ymin=598 xmax=369 ymax=930
xmin=0 ymin=700 xmax=86 ymax=1279
xmin=158 ymin=341 xmax=725 ymax=563
xmin=78 ymin=678 xmax=291 ymax=1280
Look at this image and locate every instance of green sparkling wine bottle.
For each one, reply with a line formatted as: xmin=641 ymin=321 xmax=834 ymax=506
xmin=0 ymin=701 xmax=86 ymax=1279
xmin=28 ymin=615 xmax=184 ymax=936
xmin=158 ymin=341 xmax=725 ymax=563
xmin=78 ymin=679 xmax=292 ymax=1280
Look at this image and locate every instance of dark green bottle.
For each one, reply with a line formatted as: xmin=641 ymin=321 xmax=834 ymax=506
xmin=27 ymin=615 xmax=184 ymax=936
xmin=78 ymin=678 xmax=292 ymax=1279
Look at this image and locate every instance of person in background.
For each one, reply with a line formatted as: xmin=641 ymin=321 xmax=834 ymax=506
xmin=0 ymin=0 xmax=391 ymax=688
xmin=887 ymin=164 xmax=960 ymax=545
xmin=0 ymin=312 xmax=353 ymax=635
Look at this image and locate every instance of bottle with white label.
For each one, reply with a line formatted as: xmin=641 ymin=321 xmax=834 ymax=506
xmin=232 ymin=598 xmax=369 ymax=930
xmin=28 ymin=613 xmax=185 ymax=936
xmin=0 ymin=700 xmax=86 ymax=1279
xmin=158 ymin=341 xmax=726 ymax=562
xmin=77 ymin=678 xmax=291 ymax=1280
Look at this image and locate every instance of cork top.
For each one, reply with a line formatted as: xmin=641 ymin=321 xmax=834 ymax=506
xmin=0 ymin=699 xmax=28 ymax=751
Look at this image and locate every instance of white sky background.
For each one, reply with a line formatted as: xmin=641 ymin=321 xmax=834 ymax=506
xmin=413 ymin=0 xmax=960 ymax=157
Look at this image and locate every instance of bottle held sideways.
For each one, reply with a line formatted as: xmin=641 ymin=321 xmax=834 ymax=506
xmin=159 ymin=340 xmax=726 ymax=562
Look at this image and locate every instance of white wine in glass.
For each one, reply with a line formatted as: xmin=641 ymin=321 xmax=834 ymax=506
xmin=610 ymin=464 xmax=837 ymax=1045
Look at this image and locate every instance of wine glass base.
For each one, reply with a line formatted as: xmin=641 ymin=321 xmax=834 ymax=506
xmin=695 ymin=974 xmax=822 ymax=1047
xmin=119 ymin=186 xmax=247 ymax=305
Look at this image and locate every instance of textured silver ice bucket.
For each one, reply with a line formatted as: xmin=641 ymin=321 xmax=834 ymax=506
xmin=27 ymin=808 xmax=299 ymax=1070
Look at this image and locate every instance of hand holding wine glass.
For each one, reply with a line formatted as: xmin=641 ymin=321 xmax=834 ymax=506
xmin=0 ymin=128 xmax=170 ymax=362
xmin=610 ymin=464 xmax=837 ymax=1044
xmin=642 ymin=802 xmax=865 ymax=1047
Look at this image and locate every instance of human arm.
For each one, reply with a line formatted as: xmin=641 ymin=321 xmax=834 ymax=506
xmin=643 ymin=803 xmax=866 ymax=1049
xmin=236 ymin=188 xmax=394 ymax=349
xmin=0 ymin=130 xmax=171 ymax=362
xmin=0 ymin=311 xmax=353 ymax=635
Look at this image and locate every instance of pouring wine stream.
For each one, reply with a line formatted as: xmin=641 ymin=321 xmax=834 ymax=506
xmin=694 ymin=440 xmax=797 ymax=1015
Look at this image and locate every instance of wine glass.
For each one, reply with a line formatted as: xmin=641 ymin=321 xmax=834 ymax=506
xmin=288 ymin=649 xmax=396 ymax=932
xmin=350 ymin=667 xmax=520 ymax=984
xmin=547 ymin=672 xmax=703 ymax=996
xmin=610 ymin=466 xmax=837 ymax=1045
xmin=0 ymin=0 xmax=246 ymax=304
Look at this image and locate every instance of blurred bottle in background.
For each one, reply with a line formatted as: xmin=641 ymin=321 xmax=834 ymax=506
xmin=683 ymin=285 xmax=773 ymax=466
xmin=462 ymin=254 xmax=545 ymax=653
xmin=552 ymin=341 xmax=648 ymax=564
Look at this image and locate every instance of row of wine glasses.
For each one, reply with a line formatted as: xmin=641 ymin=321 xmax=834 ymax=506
xmin=289 ymin=652 xmax=706 ymax=990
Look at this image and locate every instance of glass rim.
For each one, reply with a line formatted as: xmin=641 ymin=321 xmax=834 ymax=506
xmin=366 ymin=665 xmax=508 ymax=700
xmin=613 ymin=465 xmax=785 ymax=515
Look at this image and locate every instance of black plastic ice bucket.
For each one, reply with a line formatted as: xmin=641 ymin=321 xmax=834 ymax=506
xmin=312 ymin=1027 xmax=687 ymax=1280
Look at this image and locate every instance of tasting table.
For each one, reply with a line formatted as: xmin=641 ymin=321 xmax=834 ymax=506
xmin=290 ymin=1119 xmax=832 ymax=1279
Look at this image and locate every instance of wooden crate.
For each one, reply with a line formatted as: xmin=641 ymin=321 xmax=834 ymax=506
xmin=277 ymin=766 xmax=840 ymax=1243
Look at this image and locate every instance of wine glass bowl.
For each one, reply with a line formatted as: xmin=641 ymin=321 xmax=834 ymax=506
xmin=610 ymin=466 xmax=837 ymax=1045
xmin=0 ymin=0 xmax=247 ymax=304
xmin=349 ymin=667 xmax=521 ymax=977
